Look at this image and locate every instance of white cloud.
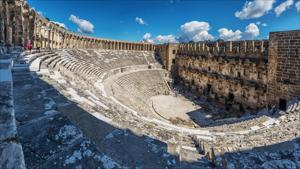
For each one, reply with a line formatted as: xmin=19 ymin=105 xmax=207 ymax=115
xmin=143 ymin=33 xmax=151 ymax=40
xmin=218 ymin=28 xmax=242 ymax=41
xmin=256 ymin=21 xmax=261 ymax=25
xmin=179 ymin=21 xmax=214 ymax=42
xmin=262 ymin=23 xmax=268 ymax=27
xmin=275 ymin=0 xmax=294 ymax=16
xmin=135 ymin=17 xmax=147 ymax=25
xmin=235 ymin=0 xmax=275 ymax=19
xmin=142 ymin=33 xmax=154 ymax=43
xmin=295 ymin=1 xmax=300 ymax=12
xmin=69 ymin=14 xmax=94 ymax=34
xmin=51 ymin=21 xmax=67 ymax=29
xmin=141 ymin=33 xmax=178 ymax=44
xmin=218 ymin=23 xmax=260 ymax=41
xmin=243 ymin=23 xmax=260 ymax=39
xmin=155 ymin=34 xmax=178 ymax=44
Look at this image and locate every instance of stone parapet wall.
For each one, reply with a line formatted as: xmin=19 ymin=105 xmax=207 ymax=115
xmin=0 ymin=47 xmax=26 ymax=169
xmin=177 ymin=40 xmax=268 ymax=59
xmin=32 ymin=12 xmax=154 ymax=50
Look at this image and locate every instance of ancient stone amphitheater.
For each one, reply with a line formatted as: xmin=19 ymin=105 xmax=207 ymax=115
xmin=0 ymin=0 xmax=300 ymax=169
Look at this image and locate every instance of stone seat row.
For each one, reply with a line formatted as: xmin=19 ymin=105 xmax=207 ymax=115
xmin=111 ymin=70 xmax=169 ymax=116
xmin=58 ymin=49 xmax=155 ymax=73
xmin=65 ymin=49 xmax=155 ymax=65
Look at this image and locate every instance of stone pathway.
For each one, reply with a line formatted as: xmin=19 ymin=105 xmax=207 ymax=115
xmin=0 ymin=52 xmax=26 ymax=169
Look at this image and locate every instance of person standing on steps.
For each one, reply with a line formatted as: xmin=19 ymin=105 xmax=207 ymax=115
xmin=26 ymin=40 xmax=32 ymax=52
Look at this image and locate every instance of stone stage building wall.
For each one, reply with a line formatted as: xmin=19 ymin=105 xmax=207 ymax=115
xmin=157 ymin=30 xmax=300 ymax=113
xmin=0 ymin=0 xmax=154 ymax=51
xmin=175 ymin=40 xmax=269 ymax=113
xmin=267 ymin=30 xmax=300 ymax=110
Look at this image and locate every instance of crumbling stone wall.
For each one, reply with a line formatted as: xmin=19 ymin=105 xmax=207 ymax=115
xmin=267 ymin=30 xmax=300 ymax=109
xmin=173 ymin=41 xmax=269 ymax=113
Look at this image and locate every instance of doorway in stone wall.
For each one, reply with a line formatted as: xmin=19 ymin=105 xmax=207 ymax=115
xmin=279 ymin=98 xmax=287 ymax=111
xmin=206 ymin=84 xmax=212 ymax=96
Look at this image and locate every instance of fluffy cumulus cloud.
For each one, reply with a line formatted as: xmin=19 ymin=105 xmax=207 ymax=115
xmin=275 ymin=0 xmax=294 ymax=16
xmin=218 ymin=23 xmax=260 ymax=41
xmin=141 ymin=33 xmax=178 ymax=44
xmin=141 ymin=21 xmax=215 ymax=44
xmin=135 ymin=17 xmax=146 ymax=25
xmin=244 ymin=23 xmax=260 ymax=39
xmin=142 ymin=33 xmax=154 ymax=43
xmin=69 ymin=14 xmax=94 ymax=34
xmin=218 ymin=28 xmax=242 ymax=41
xmin=155 ymin=34 xmax=178 ymax=43
xmin=235 ymin=0 xmax=275 ymax=19
xmin=296 ymin=1 xmax=300 ymax=12
xmin=179 ymin=21 xmax=214 ymax=42
xmin=51 ymin=21 xmax=67 ymax=29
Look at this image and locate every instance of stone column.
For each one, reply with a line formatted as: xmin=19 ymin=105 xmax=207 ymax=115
xmin=240 ymin=41 xmax=247 ymax=54
xmin=259 ymin=40 xmax=264 ymax=53
xmin=215 ymin=42 xmax=219 ymax=52
xmin=226 ymin=41 xmax=232 ymax=53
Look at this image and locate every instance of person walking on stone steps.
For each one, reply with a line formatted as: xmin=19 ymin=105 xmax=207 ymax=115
xmin=26 ymin=39 xmax=32 ymax=52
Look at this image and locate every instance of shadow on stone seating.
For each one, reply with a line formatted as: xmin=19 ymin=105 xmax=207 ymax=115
xmin=13 ymin=71 xmax=213 ymax=169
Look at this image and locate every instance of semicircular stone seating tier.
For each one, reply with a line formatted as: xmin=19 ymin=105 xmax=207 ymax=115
xmin=111 ymin=69 xmax=170 ymax=117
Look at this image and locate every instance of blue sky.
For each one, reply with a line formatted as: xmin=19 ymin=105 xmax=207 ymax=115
xmin=28 ymin=0 xmax=300 ymax=43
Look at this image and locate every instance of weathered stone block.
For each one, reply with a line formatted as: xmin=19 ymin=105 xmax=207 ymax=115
xmin=0 ymin=142 xmax=26 ymax=169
